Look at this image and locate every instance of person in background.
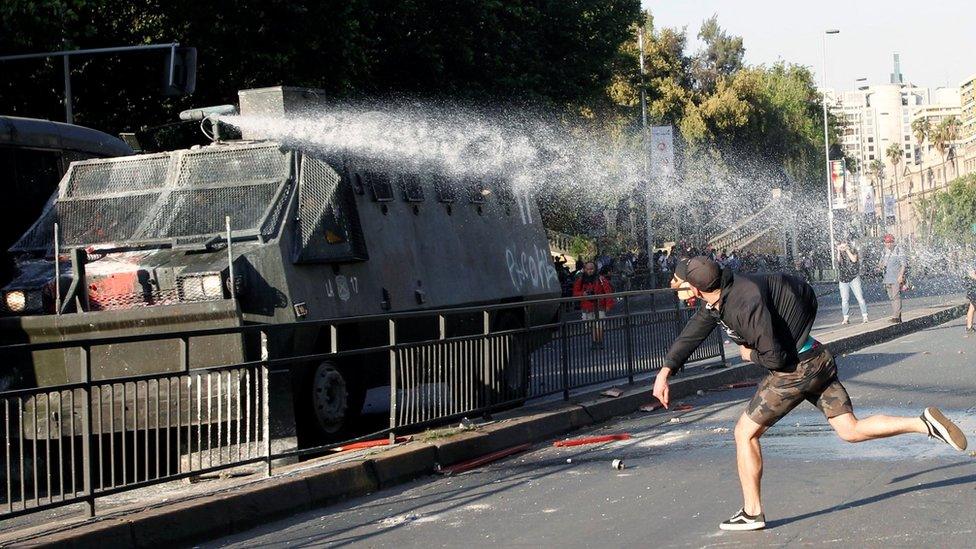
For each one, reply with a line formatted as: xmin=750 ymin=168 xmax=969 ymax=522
xmin=965 ymin=257 xmax=976 ymax=337
xmin=572 ymin=261 xmax=615 ymax=350
xmin=619 ymin=252 xmax=635 ymax=292
xmin=877 ymin=234 xmax=906 ymax=323
xmin=836 ymin=238 xmax=868 ymax=324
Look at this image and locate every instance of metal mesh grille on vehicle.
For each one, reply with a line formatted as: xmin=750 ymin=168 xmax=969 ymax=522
xmin=88 ymin=288 xmax=181 ymax=311
xmin=292 ymin=156 xmax=367 ymax=263
xmin=142 ymin=184 xmax=279 ymax=239
xmin=177 ymin=146 xmax=288 ymax=186
xmin=58 ymin=194 xmax=160 ymax=245
xmin=10 ymin=144 xmax=293 ymax=251
xmin=66 ymin=154 xmax=171 ymax=197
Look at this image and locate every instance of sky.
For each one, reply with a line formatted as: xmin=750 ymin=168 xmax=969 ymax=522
xmin=642 ymin=0 xmax=976 ymax=92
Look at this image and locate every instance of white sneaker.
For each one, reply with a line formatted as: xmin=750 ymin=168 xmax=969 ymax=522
xmin=842 ymin=316 xmax=850 ymax=325
xmin=862 ymin=315 xmax=869 ymax=324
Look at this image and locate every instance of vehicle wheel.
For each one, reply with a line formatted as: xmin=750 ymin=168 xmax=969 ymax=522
xmin=312 ymin=362 xmax=349 ymax=435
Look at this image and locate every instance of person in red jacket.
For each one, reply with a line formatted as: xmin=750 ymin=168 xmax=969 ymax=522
xmin=573 ymin=261 xmax=615 ymax=349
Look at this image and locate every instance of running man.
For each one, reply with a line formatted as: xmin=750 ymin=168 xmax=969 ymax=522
xmin=654 ymin=256 xmax=967 ymax=531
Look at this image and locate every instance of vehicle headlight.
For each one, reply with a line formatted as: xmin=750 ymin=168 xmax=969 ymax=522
xmin=4 ymin=289 xmax=43 ymax=314
xmin=5 ymin=291 xmax=25 ymax=312
xmin=201 ymin=274 xmax=224 ymax=298
xmin=177 ymin=273 xmax=225 ymax=302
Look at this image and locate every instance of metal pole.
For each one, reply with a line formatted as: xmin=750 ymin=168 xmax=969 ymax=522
xmin=638 ymin=27 xmax=656 ymax=289
xmin=388 ymin=319 xmax=397 ymax=444
xmin=54 ymin=223 xmax=61 ymax=315
xmin=225 ymin=216 xmax=235 ymax=300
xmin=62 ymin=56 xmax=72 ymax=124
xmin=821 ymin=30 xmax=839 ymax=272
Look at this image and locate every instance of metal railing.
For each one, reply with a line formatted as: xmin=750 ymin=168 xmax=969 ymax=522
xmin=0 ymin=288 xmax=723 ymax=521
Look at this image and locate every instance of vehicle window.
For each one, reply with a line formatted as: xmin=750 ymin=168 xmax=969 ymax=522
xmin=367 ymin=172 xmax=395 ymax=202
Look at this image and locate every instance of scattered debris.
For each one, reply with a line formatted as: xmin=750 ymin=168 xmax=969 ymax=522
xmin=611 ymin=459 xmax=625 ymax=470
xmin=970 ymin=451 xmax=976 ymax=458
xmin=436 ymin=443 xmax=531 ymax=476
xmin=711 ymin=427 xmax=730 ymax=434
xmin=566 ymin=458 xmax=573 ymax=464
xmin=672 ymin=404 xmax=694 ymax=412
xmin=639 ymin=402 xmax=664 ymax=412
xmin=726 ymin=381 xmax=759 ymax=389
xmin=553 ymin=434 xmax=632 ymax=447
xmin=333 ymin=436 xmax=412 ymax=452
xmin=669 ymin=418 xmax=681 ymax=423
xmin=459 ymin=417 xmax=475 ymax=430
xmin=696 ymin=390 xmax=705 ymax=396
xmin=601 ymin=388 xmax=624 ymax=398
xmin=922 ymin=351 xmax=931 ymax=355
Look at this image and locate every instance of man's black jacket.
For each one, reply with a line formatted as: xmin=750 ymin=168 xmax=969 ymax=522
xmin=664 ymin=269 xmax=817 ymax=372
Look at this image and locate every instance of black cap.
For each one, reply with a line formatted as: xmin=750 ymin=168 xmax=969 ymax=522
xmin=685 ymin=256 xmax=722 ymax=292
xmin=674 ymin=257 xmax=690 ymax=281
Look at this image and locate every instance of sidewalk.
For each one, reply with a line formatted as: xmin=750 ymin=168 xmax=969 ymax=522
xmin=1 ymin=300 xmax=966 ymax=548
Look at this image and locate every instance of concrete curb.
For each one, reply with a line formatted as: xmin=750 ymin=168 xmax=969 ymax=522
xmin=11 ymin=303 xmax=965 ymax=548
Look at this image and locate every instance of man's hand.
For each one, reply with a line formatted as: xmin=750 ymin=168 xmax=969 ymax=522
xmin=738 ymin=345 xmax=753 ymax=362
xmin=897 ymin=274 xmax=905 ymax=285
xmin=653 ymin=368 xmax=672 ymax=409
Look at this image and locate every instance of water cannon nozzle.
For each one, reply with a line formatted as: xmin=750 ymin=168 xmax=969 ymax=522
xmin=179 ymin=104 xmax=238 ymax=122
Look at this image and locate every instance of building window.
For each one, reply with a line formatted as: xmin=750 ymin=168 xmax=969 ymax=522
xmin=869 ymin=155 xmax=875 ymax=160
xmin=867 ymin=137 xmax=874 ymax=143
xmin=868 ymin=146 xmax=874 ymax=152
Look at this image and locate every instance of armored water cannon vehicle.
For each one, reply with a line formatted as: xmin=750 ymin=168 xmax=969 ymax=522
xmin=0 ymin=86 xmax=560 ymax=445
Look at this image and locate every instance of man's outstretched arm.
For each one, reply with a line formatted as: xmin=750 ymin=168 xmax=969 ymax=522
xmin=654 ymin=311 xmax=718 ymax=407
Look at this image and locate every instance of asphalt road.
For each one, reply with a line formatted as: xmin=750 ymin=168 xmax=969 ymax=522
xmin=205 ymin=315 xmax=976 ymax=548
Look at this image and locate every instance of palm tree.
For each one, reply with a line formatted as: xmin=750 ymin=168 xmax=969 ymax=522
xmin=942 ymin=116 xmax=960 ymax=177
xmin=911 ymin=116 xmax=930 ymax=159
xmin=886 ymin=142 xmax=902 ymax=199
xmin=931 ymin=121 xmax=950 ymax=185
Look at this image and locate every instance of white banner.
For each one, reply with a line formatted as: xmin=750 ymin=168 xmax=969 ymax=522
xmin=860 ymin=177 xmax=875 ymax=214
xmin=650 ymin=126 xmax=674 ymax=179
xmin=883 ymin=195 xmax=896 ymax=220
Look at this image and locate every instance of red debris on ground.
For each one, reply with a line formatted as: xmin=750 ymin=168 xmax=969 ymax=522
xmin=553 ymin=434 xmax=632 ymax=447
xmin=332 ymin=436 xmax=412 ymax=452
xmin=671 ymin=404 xmax=694 ymax=412
xmin=436 ymin=443 xmax=532 ymax=475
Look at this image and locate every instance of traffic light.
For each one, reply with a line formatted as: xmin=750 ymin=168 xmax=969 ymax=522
xmin=163 ymin=47 xmax=196 ymax=96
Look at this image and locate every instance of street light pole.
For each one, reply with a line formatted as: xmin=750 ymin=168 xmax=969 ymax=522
xmin=638 ymin=26 xmax=656 ymax=289
xmin=821 ymin=29 xmax=840 ymax=273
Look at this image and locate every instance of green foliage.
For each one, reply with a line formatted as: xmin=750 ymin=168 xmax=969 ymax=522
xmin=0 ymin=1 xmax=642 ymax=135
xmin=914 ymin=174 xmax=976 ymax=244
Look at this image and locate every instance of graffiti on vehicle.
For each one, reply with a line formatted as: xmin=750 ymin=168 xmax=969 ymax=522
xmin=505 ymin=244 xmax=559 ymax=292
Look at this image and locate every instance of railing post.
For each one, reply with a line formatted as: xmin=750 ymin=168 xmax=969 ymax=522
xmin=559 ymin=304 xmax=570 ymax=401
xmin=80 ymin=344 xmax=94 ymax=517
xmin=260 ymin=330 xmax=271 ymax=477
xmin=388 ymin=319 xmax=397 ymax=444
xmin=624 ymin=295 xmax=635 ymax=385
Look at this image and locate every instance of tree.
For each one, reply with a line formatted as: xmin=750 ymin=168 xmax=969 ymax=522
xmin=0 ymin=1 xmax=643 ymax=136
xmin=689 ymin=14 xmax=744 ymax=95
xmin=930 ymin=116 xmax=960 ymax=184
xmin=886 ymin=142 xmax=902 ymax=198
xmin=911 ymin=116 xmax=930 ymax=157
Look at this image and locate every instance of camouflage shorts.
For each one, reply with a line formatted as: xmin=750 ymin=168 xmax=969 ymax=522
xmin=746 ymin=349 xmax=853 ymax=426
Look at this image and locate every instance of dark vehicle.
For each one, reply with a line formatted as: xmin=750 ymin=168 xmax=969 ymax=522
xmin=0 ymin=87 xmax=560 ymax=448
xmin=0 ymin=116 xmax=132 ymax=283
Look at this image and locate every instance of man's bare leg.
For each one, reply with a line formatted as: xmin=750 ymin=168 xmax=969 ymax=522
xmin=967 ymin=303 xmax=974 ymax=331
xmin=828 ymin=412 xmax=925 ymax=443
xmin=733 ymin=413 xmax=768 ymax=515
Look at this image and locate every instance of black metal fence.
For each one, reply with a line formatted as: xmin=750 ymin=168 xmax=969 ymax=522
xmin=0 ymin=288 xmax=723 ymax=521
